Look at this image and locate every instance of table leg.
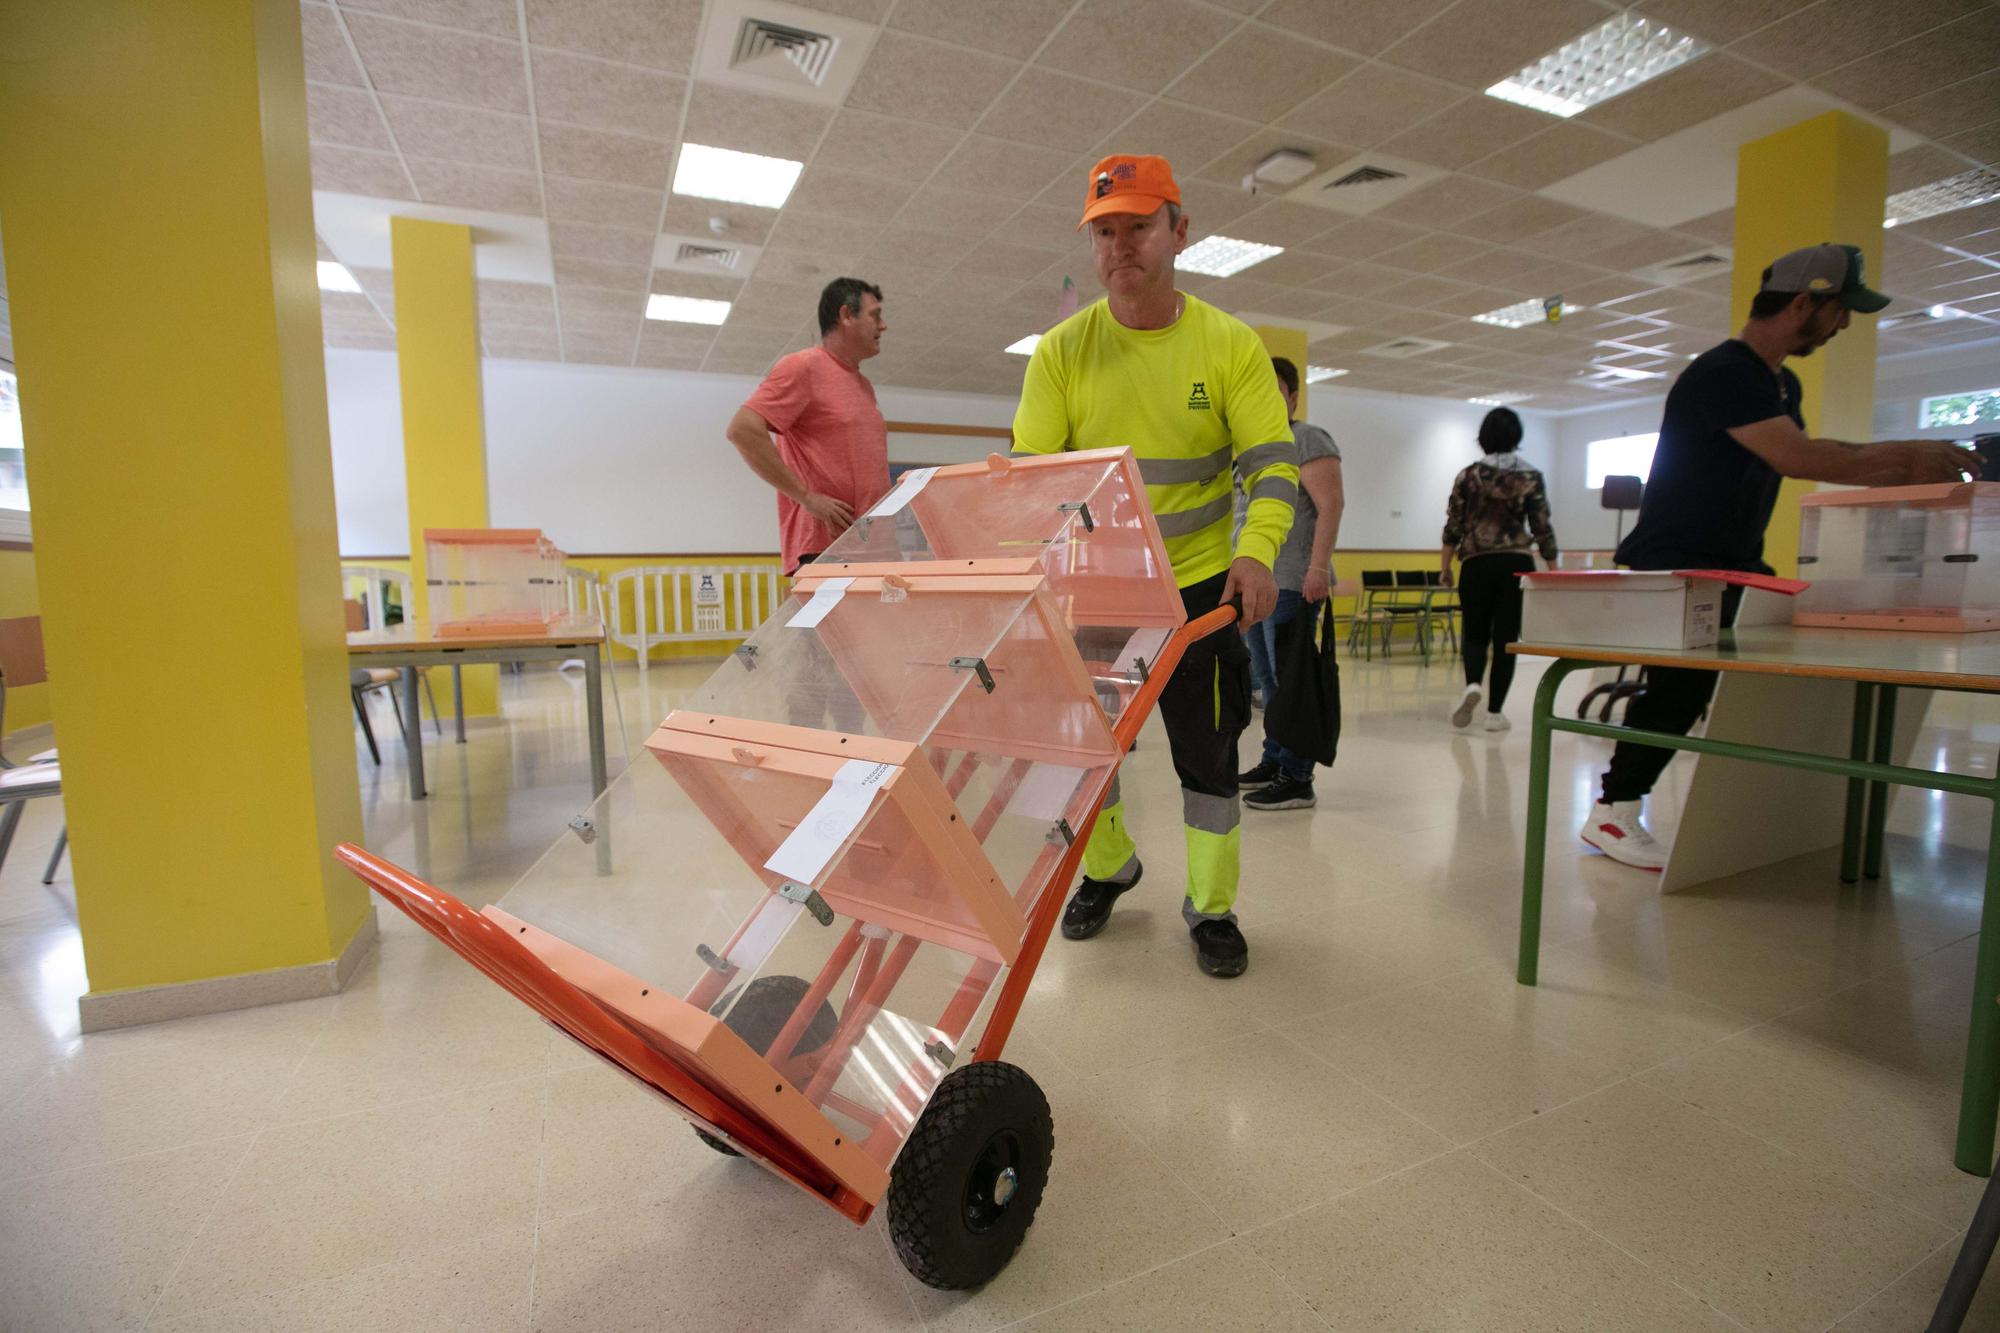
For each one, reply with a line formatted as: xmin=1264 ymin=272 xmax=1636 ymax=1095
xmin=452 ymin=665 xmax=466 ymax=744
xmin=402 ymin=665 xmax=426 ymax=800
xmin=585 ymin=644 xmax=608 ymax=799
xmin=1954 ymin=788 xmax=2000 ymax=1176
xmin=1518 ymin=660 xmax=1573 ymax=986
xmin=1864 ymin=684 xmax=1898 ymax=880
xmin=1842 ymin=682 xmax=1876 ymax=884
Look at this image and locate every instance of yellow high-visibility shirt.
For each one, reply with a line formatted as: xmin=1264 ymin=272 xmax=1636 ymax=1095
xmin=1011 ymin=294 xmax=1298 ymax=587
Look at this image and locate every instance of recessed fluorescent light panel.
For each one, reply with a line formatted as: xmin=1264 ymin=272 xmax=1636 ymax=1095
xmin=1004 ymin=334 xmax=1041 ymax=355
xmin=1468 ymin=393 xmax=1535 ymax=406
xmin=1304 ymin=365 xmax=1347 ymax=384
xmin=1471 ymin=297 xmax=1584 ymax=329
xmin=316 ymin=261 xmax=361 ymax=293
xmin=1178 ymin=235 xmax=1283 ymax=277
xmin=1486 ymin=13 xmax=1708 ymax=118
xmin=1884 ymin=167 xmax=2000 ymax=228
xmin=646 ymin=294 xmax=732 ymax=325
xmin=671 ymin=143 xmax=804 ymax=209
xmin=1589 ymin=364 xmax=1666 ymax=381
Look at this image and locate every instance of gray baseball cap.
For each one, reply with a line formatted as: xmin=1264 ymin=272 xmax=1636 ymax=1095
xmin=1759 ymin=243 xmax=1891 ymax=313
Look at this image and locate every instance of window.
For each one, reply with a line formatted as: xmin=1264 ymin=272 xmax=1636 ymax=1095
xmin=1586 ymin=432 xmax=1658 ymax=489
xmin=1920 ymin=387 xmax=2000 ymax=430
xmin=0 ymin=363 xmax=25 ymax=515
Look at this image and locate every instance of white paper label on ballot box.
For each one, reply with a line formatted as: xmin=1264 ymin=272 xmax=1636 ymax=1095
xmin=1521 ymin=573 xmax=1723 ymax=650
xmin=764 ymin=759 xmax=896 ymax=884
xmin=786 ymin=576 xmax=854 ymax=629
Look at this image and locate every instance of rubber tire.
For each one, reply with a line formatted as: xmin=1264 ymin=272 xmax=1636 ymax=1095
xmin=694 ymin=973 xmax=838 ymax=1157
xmin=886 ymin=1061 xmax=1054 ymax=1290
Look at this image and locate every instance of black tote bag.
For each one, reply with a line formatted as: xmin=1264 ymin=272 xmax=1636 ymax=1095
xmin=1265 ymin=599 xmax=1341 ymax=768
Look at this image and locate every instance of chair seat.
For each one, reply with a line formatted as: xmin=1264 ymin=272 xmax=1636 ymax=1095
xmin=0 ymin=762 xmax=59 ymax=788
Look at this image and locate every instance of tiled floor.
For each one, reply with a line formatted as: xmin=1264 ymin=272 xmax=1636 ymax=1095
xmin=3 ymin=652 xmax=1998 ymax=1331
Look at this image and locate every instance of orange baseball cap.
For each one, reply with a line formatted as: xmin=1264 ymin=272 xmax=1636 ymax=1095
xmin=1077 ymin=154 xmax=1181 ymax=230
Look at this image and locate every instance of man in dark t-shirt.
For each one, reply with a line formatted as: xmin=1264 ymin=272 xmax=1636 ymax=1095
xmin=1582 ymin=243 xmax=1975 ymax=871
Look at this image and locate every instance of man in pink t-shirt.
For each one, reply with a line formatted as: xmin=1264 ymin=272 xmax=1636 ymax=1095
xmin=726 ymin=278 xmax=891 ymax=573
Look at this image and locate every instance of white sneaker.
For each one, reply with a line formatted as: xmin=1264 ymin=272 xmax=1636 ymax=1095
xmin=1484 ymin=713 xmax=1511 ymax=733
xmin=1580 ymin=800 xmax=1667 ymax=870
xmin=1451 ymin=684 xmax=1481 ymax=729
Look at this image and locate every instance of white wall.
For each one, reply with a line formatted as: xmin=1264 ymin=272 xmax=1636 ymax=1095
xmin=324 ymin=350 xmax=1568 ymax=557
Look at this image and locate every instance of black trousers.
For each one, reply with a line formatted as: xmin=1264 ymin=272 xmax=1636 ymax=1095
xmin=1601 ymin=584 xmax=1744 ymax=803
xmin=1157 ymin=572 xmax=1252 ymax=802
xmin=1458 ymin=552 xmax=1534 ymax=710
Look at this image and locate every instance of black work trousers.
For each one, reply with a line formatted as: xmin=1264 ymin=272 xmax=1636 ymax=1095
xmin=1457 ymin=551 xmax=1534 ymax=711
xmin=1600 ymin=584 xmax=1744 ymax=803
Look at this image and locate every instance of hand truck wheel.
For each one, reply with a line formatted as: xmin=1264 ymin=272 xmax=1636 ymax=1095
xmin=887 ymin=1060 xmax=1053 ymax=1290
xmin=693 ymin=973 xmax=838 ymax=1156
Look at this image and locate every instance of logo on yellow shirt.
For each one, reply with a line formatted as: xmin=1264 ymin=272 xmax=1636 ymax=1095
xmin=1187 ymin=381 xmax=1211 ymax=410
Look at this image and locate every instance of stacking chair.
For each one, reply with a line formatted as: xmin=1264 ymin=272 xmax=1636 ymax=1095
xmin=346 ymin=598 xmax=440 ymax=765
xmin=0 ymin=616 xmax=64 ymax=881
xmin=1423 ymin=569 xmax=1460 ymax=657
xmin=1385 ymin=570 xmax=1437 ymax=662
xmin=1348 ymin=570 xmax=1398 ymax=659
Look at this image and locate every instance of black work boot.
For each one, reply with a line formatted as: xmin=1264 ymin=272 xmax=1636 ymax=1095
xmin=1060 ymin=859 xmax=1143 ymax=940
xmin=1190 ymin=918 xmax=1249 ymax=978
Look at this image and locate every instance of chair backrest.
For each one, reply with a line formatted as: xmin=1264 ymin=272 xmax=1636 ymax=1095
xmin=0 ymin=616 xmax=47 ymax=687
xmin=1422 ymin=569 xmax=1444 ymax=586
xmin=1360 ymin=569 xmax=1393 ymax=589
xmin=1394 ymin=570 xmax=1428 ymax=588
xmin=564 ymin=566 xmax=604 ymax=621
xmin=341 ymin=564 xmax=414 ymax=631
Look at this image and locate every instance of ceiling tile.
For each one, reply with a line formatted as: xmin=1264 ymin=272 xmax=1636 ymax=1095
xmin=380 ymin=96 xmax=535 ymax=169
xmin=523 ymin=0 xmax=703 ymax=73
xmin=550 ymin=219 xmax=655 ymax=265
xmin=404 ymin=157 xmax=542 ymax=212
xmin=555 ymin=285 xmax=645 ymax=321
xmin=1373 ymin=272 xmax=1480 ymax=309
xmin=565 ymin=333 xmax=638 ymax=365
xmin=1300 ymin=215 xmax=1429 ymax=260
xmin=310 ymin=144 xmax=416 ymax=198
xmin=864 ymin=224 xmax=974 ymax=267
xmin=1379 ymin=0 xmax=1615 ymax=90
xmin=338 ymin=0 xmax=519 ymax=38
xmin=1173 ymin=177 xmax=1257 ymax=227
xmin=1372 ymin=173 xmax=1524 ymax=227
xmin=1101 ymin=101 xmax=1262 ymax=177
xmin=1224 ymin=200 xmax=1341 ymax=247
xmin=1676 ymin=207 xmax=1735 ymax=245
xmin=754 ymin=249 xmax=855 ymax=287
xmin=660 ymin=195 xmax=773 ymax=245
xmin=681 ymin=84 xmax=832 ymax=161
xmin=726 ymin=281 xmax=820 ymax=328
xmin=479 ymin=278 xmax=556 ymax=318
xmin=886 ymin=0 xmax=1073 ymax=58
xmin=530 ymin=50 xmax=685 ymax=140
xmin=1941 ymin=121 xmax=2000 ymax=169
xmin=1280 ymin=63 xmax=1465 ymax=150
xmin=1037 ymin=0 xmax=1243 ymax=93
xmin=1580 ymin=53 xmax=1790 ymax=141
xmin=302 ymin=5 xmax=365 ymax=86
xmin=644 ymin=270 xmax=742 ymax=301
xmin=976 ymin=69 xmax=1151 ymax=153
xmin=1464 ymin=120 xmax=1635 ymax=191
xmin=307 ymin=82 xmax=393 ymax=151
xmin=1375 ymin=230 xmax=1492 ymax=274
xmin=764 ymin=211 xmax=878 ymax=256
xmin=544 ymin=175 xmax=662 ymax=229
xmin=538 ymin=122 xmax=672 ymax=188
xmin=846 ymin=32 xmax=1021 ymax=130
xmin=933 ymin=136 xmax=1078 ymax=198
xmin=1889 ymin=143 xmax=1972 ymax=193
xmin=1323 ymin=262 xmax=1411 ymax=297
xmin=1245 ymin=249 xmax=1349 ymax=286
xmin=487 ymin=328 xmax=563 ymax=359
xmin=1728 ymin=0 xmax=1988 ymax=80
xmin=1376 ymin=95 xmax=1558 ymax=171
xmin=1803 ymin=10 xmax=2000 ymax=112
xmin=784 ymin=166 xmax=915 ymax=221
xmin=1006 ymin=201 xmax=1090 ymax=251
xmin=785 ymin=0 xmax=892 ymax=18
xmin=1165 ymin=24 xmax=1357 ymax=124
xmin=1257 ymin=0 xmax=1459 ymax=57
xmin=1880 ymin=71 xmax=2000 ymax=143
xmin=553 ymin=254 xmax=649 ymax=289
xmin=1438 ymin=193 xmax=1590 ymax=247
xmin=814 ymin=111 xmax=966 ymax=184
xmin=1588 ymin=228 xmax=1712 ymax=271
xmin=343 ymin=12 xmax=528 ymax=113
xmin=1634 ymin=0 xmax=1819 ymax=43
xmin=957 ymin=240 xmax=1057 ymax=281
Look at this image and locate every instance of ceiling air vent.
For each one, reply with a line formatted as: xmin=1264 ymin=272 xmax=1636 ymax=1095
xmin=1361 ymin=336 xmax=1452 ymax=360
xmin=732 ymin=18 xmax=839 ymax=88
xmin=674 ymin=243 xmax=741 ymax=272
xmin=1664 ymin=253 xmax=1726 ymax=271
xmin=1325 ymin=165 xmax=1404 ymax=190
xmin=1634 ymin=247 xmax=1733 ymax=287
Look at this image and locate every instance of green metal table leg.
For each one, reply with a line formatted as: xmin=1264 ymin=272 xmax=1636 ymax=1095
xmin=1842 ymin=682 xmax=1876 ymax=884
xmin=1518 ymin=660 xmax=1578 ymax=986
xmin=1865 ymin=684 xmax=1898 ymax=880
xmin=1954 ymin=789 xmax=2000 ymax=1175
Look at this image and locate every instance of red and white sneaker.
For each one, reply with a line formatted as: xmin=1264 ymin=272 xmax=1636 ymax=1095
xmin=1580 ymin=800 xmax=1667 ymax=870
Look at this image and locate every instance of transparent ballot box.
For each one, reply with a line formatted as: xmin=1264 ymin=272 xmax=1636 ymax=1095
xmin=424 ymin=527 xmax=569 ymax=636
xmin=812 ymin=448 xmax=1185 ymax=723
xmin=1794 ymin=482 xmax=2000 ymax=632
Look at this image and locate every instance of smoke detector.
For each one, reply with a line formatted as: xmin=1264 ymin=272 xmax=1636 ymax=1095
xmin=1242 ymin=148 xmax=1316 ymax=195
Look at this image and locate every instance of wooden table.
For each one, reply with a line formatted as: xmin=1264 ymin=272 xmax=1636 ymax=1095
xmin=1513 ymin=625 xmax=2000 ymax=1174
xmin=348 ymin=618 xmax=609 ymax=802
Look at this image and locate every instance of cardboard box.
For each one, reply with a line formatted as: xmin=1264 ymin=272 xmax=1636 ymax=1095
xmin=1521 ymin=570 xmax=1726 ymax=650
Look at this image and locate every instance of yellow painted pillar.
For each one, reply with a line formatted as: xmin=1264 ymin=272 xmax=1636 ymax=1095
xmin=0 ymin=0 xmax=373 ymax=1025
xmin=392 ymin=217 xmax=499 ymax=715
xmin=1733 ymin=111 xmax=1889 ymax=578
xmin=1250 ymin=325 xmax=1312 ymax=416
